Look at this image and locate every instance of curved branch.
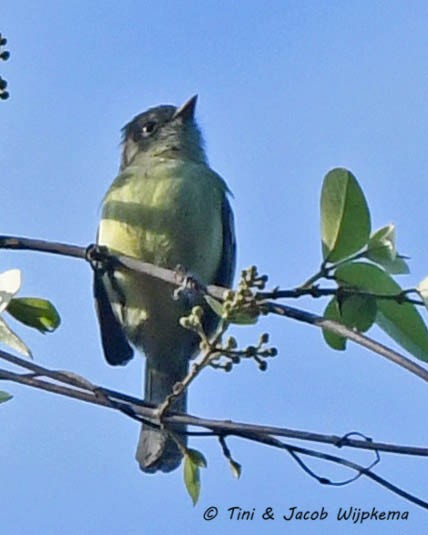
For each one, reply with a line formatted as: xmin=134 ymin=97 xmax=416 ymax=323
xmin=244 ymin=433 xmax=428 ymax=509
xmin=263 ymin=302 xmax=428 ymax=382
xmin=1 ymin=349 xmax=427 ymax=458
xmin=1 ymin=349 xmax=428 ymax=509
xmin=1 ymin=234 xmax=427 ymax=382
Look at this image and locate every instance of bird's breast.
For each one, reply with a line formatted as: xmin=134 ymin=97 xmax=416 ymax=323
xmin=98 ymin=160 xmax=224 ymax=284
xmin=96 ymin=159 xmax=228 ymax=357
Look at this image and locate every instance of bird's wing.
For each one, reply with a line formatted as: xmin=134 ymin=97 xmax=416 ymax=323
xmin=93 ymin=266 xmax=134 ymax=366
xmin=214 ymin=194 xmax=236 ymax=288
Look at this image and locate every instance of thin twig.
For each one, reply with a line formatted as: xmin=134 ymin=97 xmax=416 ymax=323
xmin=241 ymin=432 xmax=428 ymax=510
xmin=262 ymin=302 xmax=428 ymax=382
xmin=257 ymin=287 xmax=424 ymax=306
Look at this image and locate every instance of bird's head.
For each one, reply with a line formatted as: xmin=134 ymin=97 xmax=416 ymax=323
xmin=120 ymin=95 xmax=206 ymax=169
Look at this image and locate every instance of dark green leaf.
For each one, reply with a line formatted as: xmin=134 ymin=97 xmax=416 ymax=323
xmin=340 ymin=294 xmax=377 ymax=332
xmin=7 ymin=297 xmax=61 ymax=333
xmin=186 ymin=448 xmax=207 ymax=468
xmin=321 ymin=168 xmax=371 ymax=262
xmin=322 ymin=298 xmax=347 ymax=351
xmin=336 ymin=262 xmax=428 ymax=361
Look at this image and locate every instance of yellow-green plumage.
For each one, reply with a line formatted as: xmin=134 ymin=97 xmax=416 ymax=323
xmin=100 ymin=159 xmax=225 ymax=281
xmin=98 ymin=159 xmax=226 ymax=356
xmin=94 ymin=96 xmax=235 ymax=473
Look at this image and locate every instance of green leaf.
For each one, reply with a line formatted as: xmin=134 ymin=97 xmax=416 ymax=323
xmin=336 ymin=262 xmax=428 ymax=362
xmin=321 ymin=168 xmax=371 ymax=262
xmin=7 ymin=298 xmax=61 ymax=333
xmin=322 ymin=298 xmax=347 ymax=351
xmin=380 ymin=255 xmax=410 ymax=275
xmin=204 ymin=295 xmax=225 ymax=318
xmin=0 ymin=269 xmax=22 ymax=313
xmin=229 ymin=459 xmax=242 ymax=479
xmin=0 ymin=317 xmax=31 ymax=357
xmin=0 ymin=391 xmax=13 ymax=404
xmin=228 ymin=309 xmax=259 ymax=325
xmin=365 ymin=225 xmax=409 ymax=274
xmin=184 ymin=449 xmax=206 ymax=505
xmin=366 ymin=224 xmax=396 ymax=264
xmin=186 ymin=448 xmax=207 ymax=468
xmin=205 ymin=295 xmax=258 ymax=325
xmin=340 ymin=294 xmax=377 ymax=332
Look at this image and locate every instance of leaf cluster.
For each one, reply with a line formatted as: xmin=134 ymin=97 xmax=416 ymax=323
xmin=318 ymin=168 xmax=428 ymax=360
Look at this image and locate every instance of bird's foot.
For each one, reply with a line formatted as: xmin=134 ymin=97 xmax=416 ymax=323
xmin=173 ymin=264 xmax=205 ymax=305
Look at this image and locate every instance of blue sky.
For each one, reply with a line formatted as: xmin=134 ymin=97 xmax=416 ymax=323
xmin=1 ymin=1 xmax=428 ymax=533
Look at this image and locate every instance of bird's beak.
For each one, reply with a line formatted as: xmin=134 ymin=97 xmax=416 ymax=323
xmin=173 ymin=95 xmax=198 ymax=121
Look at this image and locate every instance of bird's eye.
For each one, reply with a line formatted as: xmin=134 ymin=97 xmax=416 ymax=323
xmin=141 ymin=121 xmax=157 ymax=137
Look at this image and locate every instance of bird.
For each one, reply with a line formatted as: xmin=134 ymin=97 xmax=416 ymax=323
xmin=94 ymin=95 xmax=236 ymax=473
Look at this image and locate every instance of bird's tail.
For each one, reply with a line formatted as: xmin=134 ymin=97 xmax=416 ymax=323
xmin=136 ymin=357 xmax=188 ymax=473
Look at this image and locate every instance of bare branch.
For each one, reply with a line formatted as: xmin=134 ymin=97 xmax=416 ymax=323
xmin=263 ymin=301 xmax=428 ymax=382
xmin=245 ymin=433 xmax=428 ymax=510
xmin=1 ymin=234 xmax=427 ymax=383
xmin=1 ymin=348 xmax=427 ymax=458
xmin=0 ymin=235 xmax=87 ymax=260
xmin=257 ymin=286 xmax=424 ymax=307
xmin=1 ymin=347 xmax=427 ymax=509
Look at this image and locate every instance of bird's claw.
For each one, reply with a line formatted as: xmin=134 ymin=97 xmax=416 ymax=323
xmin=173 ymin=265 xmax=204 ymax=305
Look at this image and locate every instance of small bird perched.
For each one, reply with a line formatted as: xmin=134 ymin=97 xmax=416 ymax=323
xmin=94 ymin=96 xmax=236 ymax=473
